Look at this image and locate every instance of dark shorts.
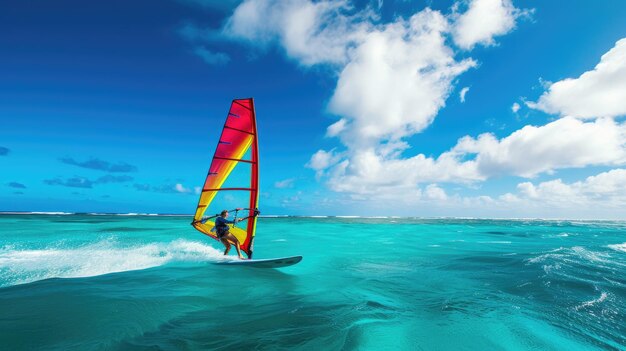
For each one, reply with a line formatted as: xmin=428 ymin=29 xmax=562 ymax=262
xmin=216 ymin=227 xmax=229 ymax=239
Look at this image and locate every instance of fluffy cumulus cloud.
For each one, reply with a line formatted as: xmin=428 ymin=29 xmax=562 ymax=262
xmin=528 ymin=38 xmax=626 ymax=118
xmin=424 ymin=184 xmax=448 ymax=201
xmin=316 ymin=35 xmax=626 ymax=201
xmin=328 ymin=9 xmax=476 ymax=147
xmin=224 ymin=0 xmax=372 ymax=66
xmin=504 ymin=169 xmax=626 ymax=209
xmin=451 ymin=0 xmax=525 ymax=49
xmin=320 ymin=116 xmax=626 ymax=196
xmin=307 ymin=149 xmax=342 ymax=177
xmin=448 ymin=117 xmax=626 ymax=178
xmin=410 ymin=168 xmax=626 ymax=218
xmin=324 ymin=148 xmax=481 ymax=195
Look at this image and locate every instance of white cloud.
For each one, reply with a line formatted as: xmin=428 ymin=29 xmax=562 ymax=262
xmin=459 ymin=87 xmax=470 ymax=102
xmin=175 ymin=183 xmax=192 ymax=193
xmin=224 ymin=0 xmax=372 ymax=66
xmin=223 ymin=1 xmax=478 ymax=149
xmin=307 ymin=149 xmax=342 ymax=177
xmin=321 ymin=147 xmax=483 ymax=196
xmin=304 ymin=31 xmax=626 ymax=203
xmin=193 ymin=46 xmax=230 ymax=65
xmin=448 ymin=117 xmax=626 ymax=178
xmin=510 ymin=169 xmax=626 ymax=208
xmin=511 ymin=102 xmax=520 ymax=113
xmin=528 ymin=38 xmax=626 ymax=118
xmin=274 ymin=178 xmax=295 ymax=188
xmin=425 ymin=184 xmax=447 ymax=201
xmin=441 ymin=169 xmax=626 ymax=218
xmin=326 ymin=118 xmax=347 ymax=137
xmin=451 ymin=0 xmax=527 ymax=50
xmin=203 ymin=1 xmax=521 ymax=147
xmin=316 ymin=116 xmax=626 ymax=198
xmin=328 ymin=9 xmax=476 ymax=148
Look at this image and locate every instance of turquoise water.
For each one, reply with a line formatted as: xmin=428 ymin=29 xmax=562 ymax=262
xmin=0 ymin=214 xmax=625 ymax=350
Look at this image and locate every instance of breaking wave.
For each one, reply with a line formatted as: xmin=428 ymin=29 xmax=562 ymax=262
xmin=0 ymin=239 xmax=229 ymax=287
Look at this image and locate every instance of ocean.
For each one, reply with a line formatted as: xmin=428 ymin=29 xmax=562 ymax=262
xmin=0 ymin=214 xmax=625 ymax=350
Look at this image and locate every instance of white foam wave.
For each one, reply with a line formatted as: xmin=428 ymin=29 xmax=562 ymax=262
xmin=571 ymin=246 xmax=612 ymax=264
xmin=575 ymin=292 xmax=608 ymax=311
xmin=0 ymin=239 xmax=230 ymax=287
xmin=29 ymin=211 xmax=74 ymax=215
xmin=608 ymin=242 xmax=626 ymax=253
xmin=528 ymin=246 xmax=613 ymax=265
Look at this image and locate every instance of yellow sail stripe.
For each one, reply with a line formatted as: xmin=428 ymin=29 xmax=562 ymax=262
xmin=193 ymin=135 xmax=253 ymax=221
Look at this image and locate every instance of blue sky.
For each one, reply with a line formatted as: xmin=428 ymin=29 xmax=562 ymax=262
xmin=1 ymin=0 xmax=626 ymax=218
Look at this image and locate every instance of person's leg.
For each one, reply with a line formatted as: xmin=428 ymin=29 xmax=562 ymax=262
xmin=223 ymin=233 xmax=245 ymax=259
xmin=220 ymin=236 xmax=231 ymax=255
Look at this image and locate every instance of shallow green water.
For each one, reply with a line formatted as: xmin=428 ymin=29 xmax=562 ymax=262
xmin=1 ymin=214 xmax=625 ymax=350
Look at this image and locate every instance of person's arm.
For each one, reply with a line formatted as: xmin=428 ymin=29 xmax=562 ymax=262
xmin=236 ymin=209 xmax=261 ymax=222
xmin=216 ymin=217 xmax=236 ymax=225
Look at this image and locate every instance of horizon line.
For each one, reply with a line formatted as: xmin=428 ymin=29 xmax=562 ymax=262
xmin=0 ymin=211 xmax=624 ymax=222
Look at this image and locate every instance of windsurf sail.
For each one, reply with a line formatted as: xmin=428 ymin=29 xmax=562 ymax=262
xmin=191 ymin=98 xmax=260 ymax=258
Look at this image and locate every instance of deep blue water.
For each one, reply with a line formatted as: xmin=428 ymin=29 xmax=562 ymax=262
xmin=0 ymin=214 xmax=625 ymax=350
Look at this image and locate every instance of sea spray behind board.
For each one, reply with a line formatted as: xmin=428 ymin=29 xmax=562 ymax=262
xmin=0 ymin=214 xmax=625 ymax=350
xmin=0 ymin=238 xmax=232 ymax=287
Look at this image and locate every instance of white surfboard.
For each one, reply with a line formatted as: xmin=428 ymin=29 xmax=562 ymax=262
xmin=213 ymin=255 xmax=302 ymax=268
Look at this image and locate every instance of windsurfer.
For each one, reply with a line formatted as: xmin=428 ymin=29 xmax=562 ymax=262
xmin=209 ymin=209 xmax=246 ymax=259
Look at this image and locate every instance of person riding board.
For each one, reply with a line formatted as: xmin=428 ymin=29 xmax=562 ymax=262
xmin=193 ymin=208 xmax=259 ymax=260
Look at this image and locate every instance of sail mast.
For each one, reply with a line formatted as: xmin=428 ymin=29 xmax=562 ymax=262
xmin=247 ymin=98 xmax=259 ymax=258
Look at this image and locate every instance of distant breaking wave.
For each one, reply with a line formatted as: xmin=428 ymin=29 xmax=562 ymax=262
xmin=0 ymin=239 xmax=230 ymax=287
xmin=24 ymin=211 xmax=74 ymax=215
xmin=608 ymin=242 xmax=626 ymax=253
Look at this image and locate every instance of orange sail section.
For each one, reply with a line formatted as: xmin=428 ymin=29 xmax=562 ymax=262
xmin=192 ymin=98 xmax=260 ymax=258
